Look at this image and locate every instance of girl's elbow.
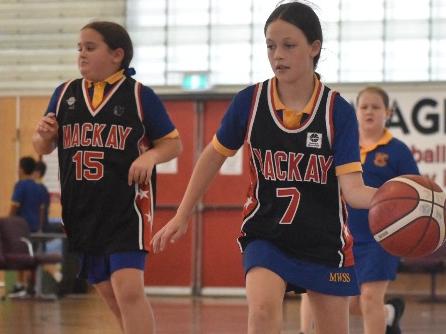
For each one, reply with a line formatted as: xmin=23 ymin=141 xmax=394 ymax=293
xmin=345 ymin=199 xmax=362 ymax=209
xmin=343 ymin=195 xmax=356 ymax=208
xmin=344 ymin=194 xmax=370 ymax=210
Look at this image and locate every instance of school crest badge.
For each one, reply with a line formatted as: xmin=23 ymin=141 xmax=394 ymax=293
xmin=374 ymin=152 xmax=389 ymax=167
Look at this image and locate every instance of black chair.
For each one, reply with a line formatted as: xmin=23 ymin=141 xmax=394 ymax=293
xmin=0 ymin=216 xmax=62 ymax=299
xmin=398 ymin=244 xmax=446 ymax=303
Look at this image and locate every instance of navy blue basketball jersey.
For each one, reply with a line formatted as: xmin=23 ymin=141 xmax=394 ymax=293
xmin=53 ymin=77 xmax=159 ymax=254
xmin=239 ymin=79 xmax=354 ymax=268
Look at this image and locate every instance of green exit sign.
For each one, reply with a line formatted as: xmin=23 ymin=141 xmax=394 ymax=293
xmin=182 ymin=72 xmax=210 ymax=90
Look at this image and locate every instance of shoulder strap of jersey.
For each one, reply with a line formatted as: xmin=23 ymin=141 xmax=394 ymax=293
xmin=55 ymin=79 xmax=76 ymax=117
xmin=245 ymin=81 xmax=265 ymax=143
xmin=325 ymin=87 xmax=338 ymax=148
xmin=134 ymin=81 xmax=144 ymax=122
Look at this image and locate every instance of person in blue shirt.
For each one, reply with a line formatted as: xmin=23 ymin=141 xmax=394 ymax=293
xmin=10 ymin=156 xmax=46 ymax=233
xmin=349 ymin=86 xmax=419 ymax=334
xmin=9 ymin=156 xmax=46 ymax=297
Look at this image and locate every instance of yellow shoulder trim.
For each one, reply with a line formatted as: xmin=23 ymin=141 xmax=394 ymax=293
xmin=158 ymin=129 xmax=180 ymax=140
xmin=335 ymin=162 xmax=363 ymax=176
xmin=212 ymin=135 xmax=237 ymax=157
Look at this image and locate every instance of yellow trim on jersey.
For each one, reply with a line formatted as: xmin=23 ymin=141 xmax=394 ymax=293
xmin=92 ymin=82 xmax=106 ymax=108
xmin=87 ymin=69 xmax=125 ymax=88
xmin=360 ymin=129 xmax=393 ymax=164
xmin=154 ymin=129 xmax=180 ymax=142
xmin=104 ymin=69 xmax=125 ymax=85
xmin=335 ymin=162 xmax=363 ymax=176
xmin=212 ymin=135 xmax=237 ymax=157
xmin=272 ymin=75 xmax=320 ymax=129
xmin=88 ymin=69 xmax=125 ymax=108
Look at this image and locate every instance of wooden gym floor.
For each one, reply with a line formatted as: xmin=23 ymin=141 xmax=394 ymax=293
xmin=1 ymin=292 xmax=446 ymax=334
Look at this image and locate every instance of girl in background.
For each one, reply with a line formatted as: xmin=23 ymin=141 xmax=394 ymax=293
xmin=300 ymin=86 xmax=419 ymax=334
xmin=349 ymin=86 xmax=418 ymax=334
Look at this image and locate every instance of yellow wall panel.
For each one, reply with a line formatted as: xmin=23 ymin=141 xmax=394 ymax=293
xmin=19 ymin=96 xmax=50 ymax=158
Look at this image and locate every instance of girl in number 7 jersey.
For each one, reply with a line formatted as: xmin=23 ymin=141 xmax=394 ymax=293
xmin=152 ymin=2 xmax=376 ymax=333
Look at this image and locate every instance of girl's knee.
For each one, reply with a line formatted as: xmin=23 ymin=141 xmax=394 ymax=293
xmin=361 ymin=289 xmax=380 ymax=302
xmin=360 ymin=291 xmax=383 ymax=312
xmin=116 ymin=287 xmax=146 ymax=306
xmin=111 ymin=270 xmax=146 ymax=305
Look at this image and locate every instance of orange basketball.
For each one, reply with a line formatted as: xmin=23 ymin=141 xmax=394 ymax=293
xmin=368 ymin=175 xmax=446 ymax=258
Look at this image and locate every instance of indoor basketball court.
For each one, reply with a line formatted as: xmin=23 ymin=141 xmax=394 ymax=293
xmin=1 ymin=0 xmax=446 ymax=334
xmin=2 ymin=293 xmax=446 ymax=333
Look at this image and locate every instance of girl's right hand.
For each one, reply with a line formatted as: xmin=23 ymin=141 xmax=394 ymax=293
xmin=151 ymin=215 xmax=189 ymax=253
xmin=36 ymin=113 xmax=58 ymax=140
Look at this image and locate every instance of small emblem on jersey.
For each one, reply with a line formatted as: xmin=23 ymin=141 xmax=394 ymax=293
xmin=306 ymin=132 xmax=322 ymax=149
xmin=374 ymin=152 xmax=389 ymax=167
xmin=66 ymin=97 xmax=76 ymax=110
xmin=244 ymin=196 xmax=255 ymax=209
xmin=113 ymin=105 xmax=125 ymax=116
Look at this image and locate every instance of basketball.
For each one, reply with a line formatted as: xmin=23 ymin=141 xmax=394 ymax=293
xmin=368 ymin=175 xmax=446 ymax=258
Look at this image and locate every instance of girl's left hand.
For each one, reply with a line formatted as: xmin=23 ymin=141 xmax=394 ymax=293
xmin=128 ymin=153 xmax=155 ymax=185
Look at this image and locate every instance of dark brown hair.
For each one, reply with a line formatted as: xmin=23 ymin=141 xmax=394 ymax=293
xmin=82 ymin=21 xmax=133 ymax=70
xmin=264 ymin=1 xmax=323 ymax=69
xmin=20 ymin=156 xmax=36 ymax=175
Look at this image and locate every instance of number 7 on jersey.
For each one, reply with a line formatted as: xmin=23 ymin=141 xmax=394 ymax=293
xmin=276 ymin=187 xmax=301 ymax=224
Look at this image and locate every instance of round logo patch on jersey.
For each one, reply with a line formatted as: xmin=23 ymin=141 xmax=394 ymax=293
xmin=306 ymin=132 xmax=322 ymax=149
xmin=66 ymin=97 xmax=76 ymax=110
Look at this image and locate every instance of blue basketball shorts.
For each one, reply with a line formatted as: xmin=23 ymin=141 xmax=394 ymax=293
xmin=353 ymin=241 xmax=399 ymax=285
xmin=243 ymin=239 xmax=359 ymax=296
xmin=79 ymin=250 xmax=147 ymax=285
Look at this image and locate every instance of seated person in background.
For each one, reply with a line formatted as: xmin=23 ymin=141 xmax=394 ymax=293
xmin=10 ymin=156 xmax=46 ymax=233
xmin=9 ymin=156 xmax=47 ymax=297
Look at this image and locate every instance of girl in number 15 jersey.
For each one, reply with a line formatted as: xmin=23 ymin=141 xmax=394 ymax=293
xmin=33 ymin=21 xmax=182 ymax=334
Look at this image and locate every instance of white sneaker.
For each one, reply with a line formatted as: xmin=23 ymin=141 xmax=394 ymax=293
xmin=8 ymin=289 xmax=28 ymax=298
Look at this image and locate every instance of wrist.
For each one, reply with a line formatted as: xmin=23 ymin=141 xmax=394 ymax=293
xmin=175 ymin=208 xmax=192 ymax=222
xmin=141 ymin=150 xmax=157 ymax=165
